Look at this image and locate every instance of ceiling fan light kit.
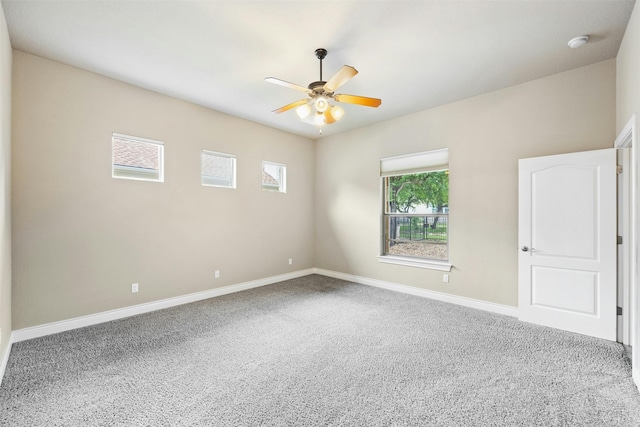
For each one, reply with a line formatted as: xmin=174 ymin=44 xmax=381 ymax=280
xmin=265 ymin=48 xmax=381 ymax=129
xmin=315 ymin=96 xmax=329 ymax=112
xmin=330 ymin=105 xmax=344 ymax=120
xmin=296 ymin=104 xmax=311 ymax=119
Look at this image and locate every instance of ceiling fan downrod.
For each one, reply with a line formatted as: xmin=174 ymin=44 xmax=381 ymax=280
xmin=315 ymin=48 xmax=327 ymax=82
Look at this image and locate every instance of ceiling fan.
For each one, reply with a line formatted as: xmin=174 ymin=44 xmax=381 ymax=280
xmin=265 ymin=48 xmax=381 ymax=127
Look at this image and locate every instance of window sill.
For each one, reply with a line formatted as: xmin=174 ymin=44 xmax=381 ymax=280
xmin=378 ymin=255 xmax=452 ymax=272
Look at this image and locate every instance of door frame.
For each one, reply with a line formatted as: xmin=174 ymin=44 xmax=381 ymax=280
xmin=617 ymin=147 xmax=630 ymax=344
xmin=614 ymin=114 xmax=638 ymax=389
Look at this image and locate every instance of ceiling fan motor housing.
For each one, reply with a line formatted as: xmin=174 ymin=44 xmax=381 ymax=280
xmin=308 ymin=80 xmax=329 ymax=95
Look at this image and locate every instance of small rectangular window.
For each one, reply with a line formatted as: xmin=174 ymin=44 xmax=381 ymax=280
xmin=202 ymin=150 xmax=236 ymax=188
xmin=112 ymin=133 xmax=164 ymax=182
xmin=262 ymin=161 xmax=286 ymax=193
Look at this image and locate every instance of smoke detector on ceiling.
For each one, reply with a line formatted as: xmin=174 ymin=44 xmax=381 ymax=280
xmin=568 ymin=35 xmax=590 ymax=49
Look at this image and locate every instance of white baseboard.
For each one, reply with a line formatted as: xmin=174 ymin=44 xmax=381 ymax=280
xmin=0 ymin=333 xmax=15 ymax=387
xmin=313 ymin=268 xmax=519 ymax=317
xmin=11 ymin=269 xmax=315 ymax=343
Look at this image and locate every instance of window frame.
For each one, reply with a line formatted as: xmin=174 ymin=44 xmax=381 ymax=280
xmin=112 ymin=132 xmax=164 ymax=183
xmin=201 ymin=149 xmax=236 ymax=189
xmin=262 ymin=161 xmax=286 ymax=193
xmin=378 ymin=150 xmax=451 ymax=272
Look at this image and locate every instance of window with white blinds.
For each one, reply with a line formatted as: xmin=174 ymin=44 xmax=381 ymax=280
xmin=379 ymin=148 xmax=451 ymax=271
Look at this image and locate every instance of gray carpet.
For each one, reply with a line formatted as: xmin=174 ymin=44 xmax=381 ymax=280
xmin=1 ymin=274 xmax=639 ymax=426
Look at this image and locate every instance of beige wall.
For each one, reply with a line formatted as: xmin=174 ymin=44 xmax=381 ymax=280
xmin=11 ymin=51 xmax=314 ymax=329
xmin=0 ymin=4 xmax=11 ymax=366
xmin=617 ymin=3 xmax=640 ymax=134
xmin=315 ymin=60 xmax=616 ymax=307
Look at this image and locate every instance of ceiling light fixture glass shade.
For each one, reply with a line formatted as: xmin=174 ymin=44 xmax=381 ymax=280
xmin=315 ymin=96 xmax=329 ymax=113
xmin=296 ymin=104 xmax=311 ymax=119
xmin=330 ymin=105 xmax=344 ymax=121
xmin=314 ymin=112 xmax=326 ymax=126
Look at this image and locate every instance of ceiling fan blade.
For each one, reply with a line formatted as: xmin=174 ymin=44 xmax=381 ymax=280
xmin=272 ymin=99 xmax=308 ymax=114
xmin=265 ymin=77 xmax=311 ymax=93
xmin=323 ymin=66 xmax=358 ymax=92
xmin=334 ymin=93 xmax=382 ymax=108
xmin=324 ymin=109 xmax=336 ymax=125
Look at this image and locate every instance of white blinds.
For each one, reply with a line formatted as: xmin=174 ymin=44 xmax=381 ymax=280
xmin=380 ymin=148 xmax=448 ymax=176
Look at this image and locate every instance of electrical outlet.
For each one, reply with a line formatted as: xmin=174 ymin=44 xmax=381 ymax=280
xmin=131 ymin=283 xmax=139 ymax=293
xmin=288 ymin=258 xmax=292 ymax=265
xmin=443 ymin=274 xmax=449 ymax=283
xmin=215 ymin=270 xmax=220 ymax=279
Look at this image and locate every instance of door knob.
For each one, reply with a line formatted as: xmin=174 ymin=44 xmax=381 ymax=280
xmin=521 ymin=246 xmax=529 ymax=252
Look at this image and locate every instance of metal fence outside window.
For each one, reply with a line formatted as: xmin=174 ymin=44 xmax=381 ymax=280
xmin=383 ymin=213 xmax=449 ymax=261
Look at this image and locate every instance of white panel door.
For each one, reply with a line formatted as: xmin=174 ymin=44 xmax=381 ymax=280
xmin=518 ymin=148 xmax=617 ymax=341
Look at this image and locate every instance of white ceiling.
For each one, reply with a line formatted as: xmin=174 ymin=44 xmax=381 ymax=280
xmin=1 ymin=0 xmax=635 ymax=140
